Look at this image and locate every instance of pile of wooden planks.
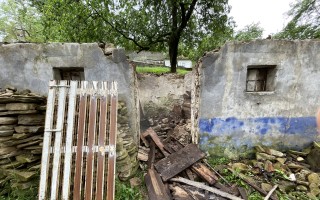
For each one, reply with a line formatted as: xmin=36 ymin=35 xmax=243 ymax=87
xmin=140 ymin=127 xmax=246 ymax=200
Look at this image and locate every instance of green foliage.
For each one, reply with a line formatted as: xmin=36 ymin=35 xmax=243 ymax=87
xmin=206 ymin=156 xmax=230 ymax=166
xmin=0 ymin=0 xmax=44 ymax=42
xmin=248 ymin=191 xmax=263 ymax=200
xmin=274 ymin=0 xmax=320 ymax=39
xmin=136 ymin=66 xmax=190 ymax=75
xmin=115 ymin=179 xmax=143 ymax=200
xmin=0 ymin=178 xmax=38 ymax=200
xmin=0 ymin=186 xmax=38 ymax=200
xmin=234 ymin=23 xmax=264 ymax=41
xmin=29 ymin=0 xmax=234 ymax=71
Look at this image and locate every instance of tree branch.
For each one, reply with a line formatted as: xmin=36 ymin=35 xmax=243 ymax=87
xmin=178 ymin=0 xmax=197 ymax=33
xmin=90 ymin=6 xmax=149 ymax=51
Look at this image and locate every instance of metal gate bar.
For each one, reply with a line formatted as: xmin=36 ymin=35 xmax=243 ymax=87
xmin=73 ymin=81 xmax=87 ymax=200
xmin=39 ymin=81 xmax=118 ymax=200
xmin=107 ymin=83 xmax=118 ymax=200
xmin=96 ymin=82 xmax=108 ymax=200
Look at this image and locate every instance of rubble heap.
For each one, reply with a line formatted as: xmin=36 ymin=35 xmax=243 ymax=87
xmin=146 ymin=91 xmax=192 ymax=144
xmin=138 ymin=126 xmax=320 ymax=200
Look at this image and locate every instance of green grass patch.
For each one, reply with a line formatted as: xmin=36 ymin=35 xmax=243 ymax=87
xmin=136 ymin=66 xmax=190 ymax=75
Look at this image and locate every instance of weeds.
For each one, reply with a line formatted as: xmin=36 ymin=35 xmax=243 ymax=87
xmin=115 ymin=179 xmax=143 ymax=200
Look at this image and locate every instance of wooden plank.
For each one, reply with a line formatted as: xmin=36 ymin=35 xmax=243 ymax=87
xmin=191 ymin=162 xmax=218 ymax=185
xmin=171 ymin=177 xmax=244 ymax=200
xmin=61 ymin=81 xmax=77 ymax=200
xmin=142 ymin=128 xmax=169 ymax=156
xmin=147 ymin=141 xmax=156 ymax=169
xmin=73 ymin=81 xmax=88 ymax=200
xmin=144 ymin=169 xmax=171 ymax=200
xmin=50 ymin=81 xmax=68 ymax=200
xmin=84 ymin=82 xmax=98 ymax=200
xmin=96 ymin=82 xmax=108 ymax=200
xmin=39 ymin=80 xmax=57 ymax=200
xmin=154 ymin=144 xmax=205 ymax=181
xmin=107 ymin=82 xmax=118 ymax=200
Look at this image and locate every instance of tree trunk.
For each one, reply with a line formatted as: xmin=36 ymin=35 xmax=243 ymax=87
xmin=168 ymin=36 xmax=179 ymax=73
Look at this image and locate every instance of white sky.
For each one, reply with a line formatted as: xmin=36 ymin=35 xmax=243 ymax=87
xmin=229 ymin=0 xmax=295 ymax=37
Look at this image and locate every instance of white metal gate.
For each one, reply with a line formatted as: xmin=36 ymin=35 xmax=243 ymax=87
xmin=38 ymin=80 xmax=118 ymax=200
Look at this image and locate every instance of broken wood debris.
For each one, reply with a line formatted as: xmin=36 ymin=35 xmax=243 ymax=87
xmin=144 ymin=169 xmax=171 ymax=200
xmin=171 ymin=177 xmax=244 ymax=200
xmin=154 ymin=143 xmax=205 ymax=181
xmin=140 ymin=127 xmax=247 ymax=200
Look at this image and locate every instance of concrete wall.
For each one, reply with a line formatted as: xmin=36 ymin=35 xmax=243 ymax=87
xmin=196 ymin=40 xmax=320 ymax=158
xmin=0 ymin=43 xmax=139 ymax=142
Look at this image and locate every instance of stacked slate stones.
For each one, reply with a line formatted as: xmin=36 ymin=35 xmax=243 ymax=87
xmin=0 ymin=86 xmax=46 ymax=194
xmin=116 ymin=101 xmax=139 ymax=181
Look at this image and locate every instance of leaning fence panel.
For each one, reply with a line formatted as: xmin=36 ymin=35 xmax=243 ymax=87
xmin=39 ymin=81 xmax=118 ymax=200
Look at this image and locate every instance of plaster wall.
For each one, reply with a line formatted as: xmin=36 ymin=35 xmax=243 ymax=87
xmin=197 ymin=40 xmax=320 ymax=157
xmin=138 ymin=72 xmax=192 ymax=118
xmin=0 ymin=43 xmax=139 ymax=141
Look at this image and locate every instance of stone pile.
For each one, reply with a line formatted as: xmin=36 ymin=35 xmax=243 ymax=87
xmin=148 ymin=91 xmax=192 ymax=142
xmin=0 ymin=86 xmax=46 ymax=194
xmin=224 ymin=142 xmax=320 ymax=199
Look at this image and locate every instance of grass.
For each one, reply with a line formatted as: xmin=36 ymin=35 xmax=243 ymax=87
xmin=0 ymin=172 xmax=145 ymax=200
xmin=136 ymin=66 xmax=191 ymax=75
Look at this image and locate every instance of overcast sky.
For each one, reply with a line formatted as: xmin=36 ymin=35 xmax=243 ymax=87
xmin=229 ymin=0 xmax=295 ymax=37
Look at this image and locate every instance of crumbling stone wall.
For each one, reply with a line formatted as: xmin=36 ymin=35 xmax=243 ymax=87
xmin=196 ymin=40 xmax=320 ymax=158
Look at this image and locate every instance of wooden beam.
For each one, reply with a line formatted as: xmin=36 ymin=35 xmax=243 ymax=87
xmin=147 ymin=141 xmax=156 ymax=169
xmin=145 ymin=169 xmax=172 ymax=200
xmin=142 ymin=127 xmax=170 ymax=157
xmin=191 ymin=162 xmax=218 ymax=185
xmin=154 ymin=144 xmax=205 ymax=181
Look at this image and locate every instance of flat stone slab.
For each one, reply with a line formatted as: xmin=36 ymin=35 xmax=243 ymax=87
xmin=15 ymin=154 xmax=40 ymax=163
xmin=0 ymin=110 xmax=38 ymax=116
xmin=0 ymin=95 xmax=45 ymax=103
xmin=18 ymin=115 xmax=45 ymax=125
xmin=5 ymin=135 xmax=42 ymax=146
xmin=14 ymin=126 xmax=44 ymax=133
xmin=12 ymin=133 xmax=31 ymax=140
xmin=6 ymin=103 xmax=37 ymax=111
xmin=17 ymin=140 xmax=42 ymax=149
xmin=0 ymin=136 xmax=12 ymax=143
xmin=0 ymin=130 xmax=14 ymax=136
xmin=0 ymin=125 xmax=14 ymax=131
xmin=0 ymin=104 xmax=6 ymax=111
xmin=10 ymin=170 xmax=37 ymax=182
xmin=0 ymin=117 xmax=17 ymax=125
xmin=0 ymin=146 xmax=17 ymax=156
